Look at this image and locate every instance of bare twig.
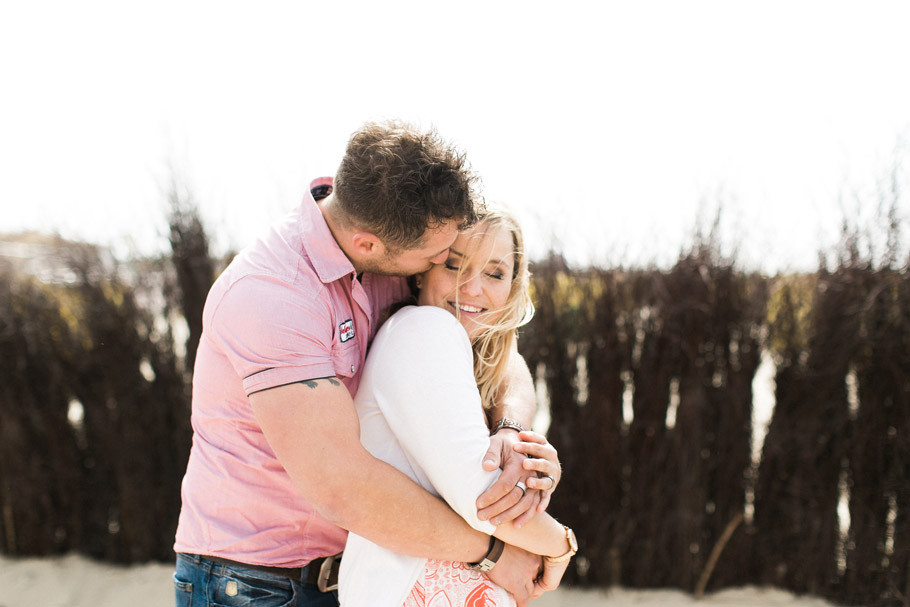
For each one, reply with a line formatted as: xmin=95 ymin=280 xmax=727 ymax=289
xmin=695 ymin=511 xmax=744 ymax=599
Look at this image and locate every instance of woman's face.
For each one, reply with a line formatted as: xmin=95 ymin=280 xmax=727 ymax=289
xmin=417 ymin=222 xmax=516 ymax=340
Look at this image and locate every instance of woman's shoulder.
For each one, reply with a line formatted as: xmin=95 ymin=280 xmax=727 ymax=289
xmin=388 ymin=305 xmax=459 ymax=328
xmin=373 ymin=306 xmax=470 ymax=354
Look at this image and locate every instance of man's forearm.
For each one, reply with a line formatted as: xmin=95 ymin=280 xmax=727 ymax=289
xmin=333 ymin=452 xmax=491 ymax=563
xmin=251 ymin=381 xmax=490 ymax=564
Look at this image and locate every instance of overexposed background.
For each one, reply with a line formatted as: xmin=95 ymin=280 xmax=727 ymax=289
xmin=1 ymin=5 xmax=905 ymax=605
xmin=2 ymin=1 xmax=909 ymax=271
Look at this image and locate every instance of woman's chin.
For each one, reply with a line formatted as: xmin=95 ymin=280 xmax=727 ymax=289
xmin=458 ymin=319 xmax=477 ymax=340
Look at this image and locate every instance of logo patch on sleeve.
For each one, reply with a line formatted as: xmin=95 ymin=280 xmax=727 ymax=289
xmin=339 ymin=319 xmax=355 ymax=343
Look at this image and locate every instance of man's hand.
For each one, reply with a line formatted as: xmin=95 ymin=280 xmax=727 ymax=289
xmin=531 ymin=557 xmax=570 ymax=599
xmin=478 ymin=429 xmax=563 ymax=524
xmin=477 ymin=430 xmax=541 ymax=527
xmin=486 ymin=544 xmax=543 ymax=607
xmin=513 ymin=430 xmax=561 ymax=514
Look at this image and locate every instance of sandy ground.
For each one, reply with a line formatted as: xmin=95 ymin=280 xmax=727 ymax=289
xmin=0 ymin=554 xmax=837 ymax=607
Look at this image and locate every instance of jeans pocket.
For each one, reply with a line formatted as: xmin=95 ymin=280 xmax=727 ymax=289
xmin=210 ymin=570 xmax=297 ymax=607
xmin=173 ymin=574 xmax=193 ymax=607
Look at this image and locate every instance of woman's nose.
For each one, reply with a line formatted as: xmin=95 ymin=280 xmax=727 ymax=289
xmin=459 ymin=273 xmax=483 ymax=296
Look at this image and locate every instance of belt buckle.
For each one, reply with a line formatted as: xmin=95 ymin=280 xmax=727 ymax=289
xmin=317 ymin=553 xmax=341 ymax=592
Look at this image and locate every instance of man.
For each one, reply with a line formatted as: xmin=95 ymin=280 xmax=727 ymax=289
xmin=173 ymin=122 xmax=562 ymax=607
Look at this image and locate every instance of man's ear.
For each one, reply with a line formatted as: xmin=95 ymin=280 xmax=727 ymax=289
xmin=351 ymin=231 xmax=385 ymax=258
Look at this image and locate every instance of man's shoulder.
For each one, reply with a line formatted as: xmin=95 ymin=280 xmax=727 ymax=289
xmin=213 ymin=256 xmax=324 ymax=304
xmin=204 ymin=257 xmax=330 ymax=337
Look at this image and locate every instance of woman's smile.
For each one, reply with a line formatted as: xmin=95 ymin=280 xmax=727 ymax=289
xmin=450 ymin=301 xmax=485 ymax=314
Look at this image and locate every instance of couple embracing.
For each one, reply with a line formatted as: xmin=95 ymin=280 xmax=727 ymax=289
xmin=173 ymin=121 xmax=577 ymax=607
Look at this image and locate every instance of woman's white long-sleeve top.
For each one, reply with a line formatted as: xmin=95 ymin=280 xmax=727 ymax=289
xmin=338 ymin=305 xmax=501 ymax=607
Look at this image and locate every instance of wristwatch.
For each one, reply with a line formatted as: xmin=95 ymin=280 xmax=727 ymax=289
xmin=469 ymin=536 xmax=505 ymax=572
xmin=544 ymin=525 xmax=578 ymax=563
xmin=490 ymin=417 xmax=524 ymax=436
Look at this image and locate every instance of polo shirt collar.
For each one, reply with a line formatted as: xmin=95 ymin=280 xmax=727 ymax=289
xmin=299 ymin=177 xmax=356 ymax=284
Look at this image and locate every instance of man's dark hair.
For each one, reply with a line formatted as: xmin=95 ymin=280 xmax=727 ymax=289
xmin=334 ymin=121 xmax=481 ymax=251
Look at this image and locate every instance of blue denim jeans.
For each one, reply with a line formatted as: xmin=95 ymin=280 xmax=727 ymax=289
xmin=174 ymin=553 xmax=339 ymax=607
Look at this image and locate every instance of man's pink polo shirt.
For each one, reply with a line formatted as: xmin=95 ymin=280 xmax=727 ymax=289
xmin=173 ymin=178 xmax=409 ymax=567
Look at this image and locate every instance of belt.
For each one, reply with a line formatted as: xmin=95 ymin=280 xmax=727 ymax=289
xmin=201 ymin=552 xmax=342 ymax=592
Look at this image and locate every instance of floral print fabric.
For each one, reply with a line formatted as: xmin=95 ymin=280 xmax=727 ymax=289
xmin=403 ymin=559 xmax=515 ymax=607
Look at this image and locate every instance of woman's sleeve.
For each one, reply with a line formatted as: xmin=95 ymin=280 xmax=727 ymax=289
xmin=368 ymin=307 xmax=501 ymax=534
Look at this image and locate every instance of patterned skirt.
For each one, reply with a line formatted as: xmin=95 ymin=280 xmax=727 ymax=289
xmin=403 ymin=559 xmax=516 ymax=607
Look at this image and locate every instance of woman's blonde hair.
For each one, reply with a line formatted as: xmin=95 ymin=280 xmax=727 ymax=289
xmin=449 ymin=204 xmax=534 ymax=412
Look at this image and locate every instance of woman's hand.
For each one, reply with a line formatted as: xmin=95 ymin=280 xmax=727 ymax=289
xmin=531 ymin=557 xmax=570 ymax=599
xmin=512 ymin=430 xmax=561 ymax=514
xmin=486 ymin=544 xmax=543 ymax=607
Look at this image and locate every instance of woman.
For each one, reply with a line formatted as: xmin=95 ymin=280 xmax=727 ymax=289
xmin=339 ymin=206 xmax=576 ymax=606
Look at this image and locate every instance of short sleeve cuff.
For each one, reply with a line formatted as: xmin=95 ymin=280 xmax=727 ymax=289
xmin=243 ymin=363 xmax=336 ymax=396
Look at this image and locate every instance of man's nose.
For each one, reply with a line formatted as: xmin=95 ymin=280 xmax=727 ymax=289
xmin=430 ymin=249 xmax=449 ymax=265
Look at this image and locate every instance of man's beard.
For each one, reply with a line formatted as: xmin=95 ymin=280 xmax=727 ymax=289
xmin=356 ymin=254 xmax=432 ymax=277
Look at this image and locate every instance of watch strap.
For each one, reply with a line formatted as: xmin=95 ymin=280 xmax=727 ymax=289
xmin=544 ymin=525 xmax=577 ymax=563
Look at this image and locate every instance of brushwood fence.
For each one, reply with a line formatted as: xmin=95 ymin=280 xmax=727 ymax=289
xmin=519 ymin=247 xmax=909 ymax=606
xmin=0 ymin=224 xmax=907 ymax=606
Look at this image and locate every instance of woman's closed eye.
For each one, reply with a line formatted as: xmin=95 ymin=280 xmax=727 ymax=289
xmin=446 ymin=263 xmax=503 ymax=280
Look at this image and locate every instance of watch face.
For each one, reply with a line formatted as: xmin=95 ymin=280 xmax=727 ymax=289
xmin=568 ymin=528 xmax=578 ymax=552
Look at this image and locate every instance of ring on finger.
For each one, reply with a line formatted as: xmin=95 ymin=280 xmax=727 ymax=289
xmin=545 ymin=475 xmax=556 ymax=491
xmin=515 ymin=480 xmax=527 ymax=496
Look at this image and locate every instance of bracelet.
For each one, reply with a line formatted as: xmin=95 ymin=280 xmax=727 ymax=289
xmin=490 ymin=417 xmax=524 ymax=436
xmin=468 ymin=536 xmax=505 ymax=572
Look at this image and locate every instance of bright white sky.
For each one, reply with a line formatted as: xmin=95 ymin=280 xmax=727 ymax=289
xmin=2 ymin=1 xmax=909 ymax=272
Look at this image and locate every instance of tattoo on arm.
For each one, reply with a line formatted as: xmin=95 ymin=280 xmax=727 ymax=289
xmin=296 ymin=377 xmax=342 ymax=389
